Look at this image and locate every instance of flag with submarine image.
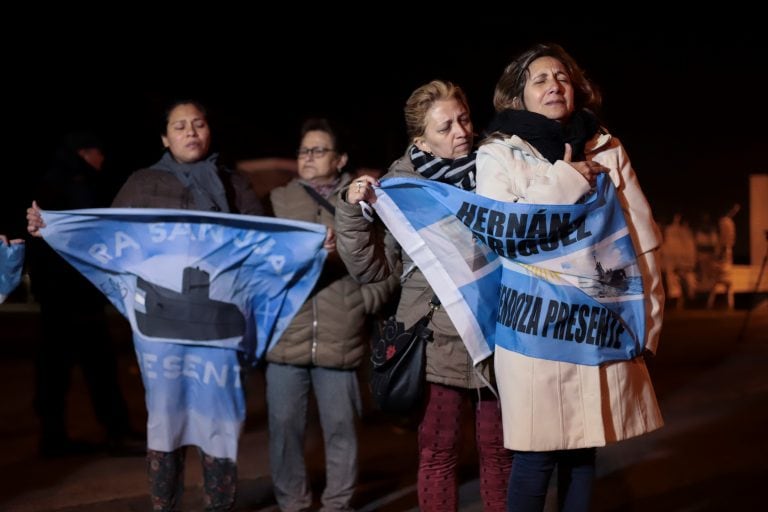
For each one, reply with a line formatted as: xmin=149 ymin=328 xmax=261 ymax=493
xmin=372 ymin=174 xmax=646 ymax=366
xmin=39 ymin=208 xmax=326 ymax=459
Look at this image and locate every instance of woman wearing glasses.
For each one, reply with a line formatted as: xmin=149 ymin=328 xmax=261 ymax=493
xmin=336 ymin=81 xmax=512 ymax=511
xmin=265 ymin=118 xmax=399 ymax=511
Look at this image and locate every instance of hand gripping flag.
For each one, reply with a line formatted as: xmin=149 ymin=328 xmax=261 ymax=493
xmin=40 ymin=208 xmax=327 ymax=459
xmin=0 ymin=242 xmax=25 ymax=303
xmin=372 ymin=174 xmax=646 ymax=367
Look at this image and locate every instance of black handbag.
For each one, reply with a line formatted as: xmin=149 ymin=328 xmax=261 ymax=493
xmin=369 ymin=296 xmax=440 ymax=414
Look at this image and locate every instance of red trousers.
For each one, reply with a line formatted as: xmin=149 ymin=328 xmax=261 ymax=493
xmin=418 ymin=382 xmax=512 ymax=511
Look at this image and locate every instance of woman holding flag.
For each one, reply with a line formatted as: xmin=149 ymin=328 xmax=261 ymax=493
xmin=337 ymin=80 xmax=512 ymax=511
xmin=28 ymin=100 xmax=265 ymax=512
xmin=477 ymin=43 xmax=664 ymax=511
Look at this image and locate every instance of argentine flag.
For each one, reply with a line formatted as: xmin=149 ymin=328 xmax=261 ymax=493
xmin=40 ymin=208 xmax=327 ymax=459
xmin=373 ymin=175 xmax=646 ymax=367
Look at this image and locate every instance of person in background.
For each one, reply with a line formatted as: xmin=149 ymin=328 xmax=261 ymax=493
xmin=337 ymin=81 xmax=512 ymax=511
xmin=662 ymin=213 xmax=698 ymax=309
xmin=28 ymin=101 xmax=263 ymax=511
xmin=694 ymin=213 xmax=719 ymax=291
xmin=476 ymin=43 xmax=664 ymax=512
xmin=707 ymin=203 xmax=740 ymax=309
xmin=264 ymin=118 xmax=398 ymax=511
xmin=28 ymin=132 xmax=142 ymax=458
xmin=717 ymin=203 xmax=740 ymax=267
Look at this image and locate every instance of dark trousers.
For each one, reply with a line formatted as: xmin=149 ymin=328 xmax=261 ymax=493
xmin=34 ymin=300 xmax=131 ymax=443
xmin=507 ymin=448 xmax=596 ymax=512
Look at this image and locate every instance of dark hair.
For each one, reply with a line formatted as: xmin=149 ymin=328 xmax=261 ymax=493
xmin=300 ymin=117 xmax=348 ymax=154
xmin=493 ymin=43 xmax=601 ymax=114
xmin=161 ymin=99 xmax=209 ymax=136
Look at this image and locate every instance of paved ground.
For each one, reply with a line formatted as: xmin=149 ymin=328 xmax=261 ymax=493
xmin=0 ymin=300 xmax=766 ymax=511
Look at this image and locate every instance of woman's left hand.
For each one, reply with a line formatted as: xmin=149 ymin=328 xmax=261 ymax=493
xmin=564 ymin=143 xmax=608 ymax=186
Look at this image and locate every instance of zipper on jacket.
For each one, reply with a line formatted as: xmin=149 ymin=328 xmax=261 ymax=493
xmin=310 ymin=297 xmax=319 ymax=364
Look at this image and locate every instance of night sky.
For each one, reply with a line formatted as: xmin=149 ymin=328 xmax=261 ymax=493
xmin=4 ymin=17 xmax=764 ymax=261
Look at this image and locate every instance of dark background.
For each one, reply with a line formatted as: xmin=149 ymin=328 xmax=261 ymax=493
xmin=3 ymin=16 xmax=764 ymax=262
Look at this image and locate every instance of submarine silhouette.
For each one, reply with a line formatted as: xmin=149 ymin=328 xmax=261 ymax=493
xmin=594 ymin=258 xmax=629 ymax=290
xmin=134 ymin=266 xmax=245 ymax=341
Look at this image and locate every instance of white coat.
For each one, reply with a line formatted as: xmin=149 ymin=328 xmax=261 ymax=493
xmin=476 ymin=131 xmax=665 ymax=450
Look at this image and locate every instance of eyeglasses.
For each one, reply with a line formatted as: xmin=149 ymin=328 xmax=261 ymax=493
xmin=297 ymin=146 xmax=335 ymax=159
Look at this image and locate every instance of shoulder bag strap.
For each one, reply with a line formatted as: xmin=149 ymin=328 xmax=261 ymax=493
xmin=300 ymin=183 xmax=335 ymax=215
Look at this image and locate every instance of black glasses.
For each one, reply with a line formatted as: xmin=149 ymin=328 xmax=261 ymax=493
xmin=297 ymin=146 xmax=335 ymax=159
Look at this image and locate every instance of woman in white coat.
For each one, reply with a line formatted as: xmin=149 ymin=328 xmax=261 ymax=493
xmin=476 ymin=43 xmax=665 ymax=512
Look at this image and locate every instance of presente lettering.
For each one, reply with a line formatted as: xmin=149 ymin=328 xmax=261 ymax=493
xmin=497 ymin=284 xmax=624 ymax=349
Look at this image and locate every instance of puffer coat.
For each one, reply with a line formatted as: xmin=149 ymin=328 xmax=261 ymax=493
xmin=335 ymin=152 xmax=493 ymax=388
xmin=268 ymin=173 xmax=400 ymax=369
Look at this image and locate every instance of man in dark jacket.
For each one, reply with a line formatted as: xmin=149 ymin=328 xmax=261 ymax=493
xmin=30 ymin=132 xmax=141 ymax=457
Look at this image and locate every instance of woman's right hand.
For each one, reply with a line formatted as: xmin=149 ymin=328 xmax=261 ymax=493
xmin=26 ymin=201 xmax=45 ymax=238
xmin=346 ymin=175 xmax=379 ymax=205
xmin=563 ymin=143 xmax=608 ymax=187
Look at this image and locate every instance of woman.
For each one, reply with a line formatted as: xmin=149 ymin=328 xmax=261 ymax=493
xmin=265 ymin=118 xmax=398 ymax=511
xmin=28 ymin=100 xmax=263 ymax=512
xmin=476 ymin=43 xmax=664 ymax=511
xmin=337 ymin=81 xmax=512 ymax=511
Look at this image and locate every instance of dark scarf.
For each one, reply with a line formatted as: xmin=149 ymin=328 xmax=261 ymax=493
xmin=484 ymin=109 xmax=599 ymax=163
xmin=409 ymin=145 xmax=477 ymax=191
xmin=151 ymin=151 xmax=230 ymax=212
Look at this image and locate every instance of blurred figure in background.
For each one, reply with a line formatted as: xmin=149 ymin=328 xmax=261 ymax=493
xmin=694 ymin=213 xmax=719 ymax=291
xmin=707 ymin=203 xmax=740 ymax=310
xmin=717 ymin=203 xmax=740 ymax=267
xmin=662 ymin=213 xmax=697 ymax=309
xmin=28 ymin=132 xmax=141 ymax=457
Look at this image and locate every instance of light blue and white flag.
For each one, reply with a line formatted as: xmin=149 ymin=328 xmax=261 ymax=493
xmin=0 ymin=242 xmax=25 ymax=303
xmin=40 ymin=208 xmax=327 ymax=459
xmin=373 ymin=175 xmax=646 ymax=367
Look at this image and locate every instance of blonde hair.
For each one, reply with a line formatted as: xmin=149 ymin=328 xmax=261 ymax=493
xmin=404 ymin=80 xmax=469 ymax=141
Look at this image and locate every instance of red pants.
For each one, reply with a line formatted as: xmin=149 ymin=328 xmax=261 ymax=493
xmin=418 ymin=382 xmax=512 ymax=511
